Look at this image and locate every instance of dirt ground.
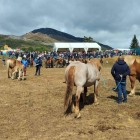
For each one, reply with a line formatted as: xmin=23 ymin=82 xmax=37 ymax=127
xmin=0 ymin=57 xmax=140 ymax=140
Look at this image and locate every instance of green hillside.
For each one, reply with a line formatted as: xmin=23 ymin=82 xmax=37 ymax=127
xmin=0 ymin=35 xmax=53 ymax=52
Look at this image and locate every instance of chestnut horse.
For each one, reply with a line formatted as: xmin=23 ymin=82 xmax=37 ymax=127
xmin=6 ymin=59 xmax=24 ymax=80
xmin=6 ymin=59 xmax=16 ymax=78
xmin=55 ymin=58 xmax=64 ymax=68
xmin=128 ymin=59 xmax=140 ymax=96
xmin=124 ymin=56 xmax=140 ymax=96
xmin=64 ymin=58 xmax=101 ymax=118
xmin=45 ymin=58 xmax=54 ymax=68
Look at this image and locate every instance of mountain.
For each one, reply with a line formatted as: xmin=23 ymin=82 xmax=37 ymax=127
xmin=31 ymin=28 xmax=113 ymax=49
xmin=32 ymin=28 xmax=84 ymax=42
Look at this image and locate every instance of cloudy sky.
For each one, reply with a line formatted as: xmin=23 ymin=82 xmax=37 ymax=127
xmin=0 ymin=0 xmax=140 ymax=49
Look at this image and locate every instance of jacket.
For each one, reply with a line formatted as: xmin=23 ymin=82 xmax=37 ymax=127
xmin=111 ymin=60 xmax=130 ymax=82
xmin=21 ymin=60 xmax=28 ymax=68
xmin=36 ymin=59 xmax=42 ymax=67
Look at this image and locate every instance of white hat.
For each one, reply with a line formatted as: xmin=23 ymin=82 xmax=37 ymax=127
xmin=17 ymin=57 xmax=22 ymax=61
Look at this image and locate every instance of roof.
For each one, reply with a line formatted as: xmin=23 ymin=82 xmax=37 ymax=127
xmin=53 ymin=42 xmax=101 ymax=52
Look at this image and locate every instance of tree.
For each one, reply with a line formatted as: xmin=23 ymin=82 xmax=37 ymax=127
xmin=28 ymin=47 xmax=34 ymax=52
xmin=84 ymin=36 xmax=94 ymax=42
xmin=21 ymin=47 xmax=27 ymax=51
xmin=130 ymin=35 xmax=140 ymax=49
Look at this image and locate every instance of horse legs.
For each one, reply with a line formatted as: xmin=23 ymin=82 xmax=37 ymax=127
xmin=11 ymin=71 xmax=16 ymax=80
xmin=75 ymin=86 xmax=83 ymax=118
xmin=22 ymin=70 xmax=24 ymax=80
xmin=82 ymin=87 xmax=87 ymax=104
xmin=8 ymin=68 xmax=10 ymax=78
xmin=129 ymin=76 xmax=136 ymax=96
xmin=71 ymin=100 xmax=75 ymax=113
xmin=94 ymin=80 xmax=99 ymax=105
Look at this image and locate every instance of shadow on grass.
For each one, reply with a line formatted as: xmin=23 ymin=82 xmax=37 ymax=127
xmin=107 ymin=95 xmax=118 ymax=101
xmin=64 ymin=93 xmax=95 ymax=116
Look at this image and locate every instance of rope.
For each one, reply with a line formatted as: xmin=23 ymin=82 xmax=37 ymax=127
xmin=100 ymin=74 xmax=124 ymax=91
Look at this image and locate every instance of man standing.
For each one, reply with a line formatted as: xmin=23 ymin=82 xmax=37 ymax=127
xmin=35 ymin=56 xmax=42 ymax=76
xmin=111 ymin=56 xmax=130 ymax=104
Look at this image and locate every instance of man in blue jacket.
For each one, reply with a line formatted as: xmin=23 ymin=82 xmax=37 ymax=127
xmin=35 ymin=56 xmax=42 ymax=76
xmin=111 ymin=55 xmax=130 ymax=104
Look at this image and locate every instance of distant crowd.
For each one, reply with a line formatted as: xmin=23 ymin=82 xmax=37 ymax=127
xmin=0 ymin=49 xmax=139 ymax=61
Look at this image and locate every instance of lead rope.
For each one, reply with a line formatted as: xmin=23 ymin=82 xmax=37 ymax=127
xmin=100 ymin=74 xmax=123 ymax=91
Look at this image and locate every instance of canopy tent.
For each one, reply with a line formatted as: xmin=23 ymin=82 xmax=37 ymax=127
xmin=53 ymin=42 xmax=101 ymax=53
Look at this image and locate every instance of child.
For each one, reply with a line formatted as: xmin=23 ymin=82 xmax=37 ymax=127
xmin=21 ymin=58 xmax=28 ymax=76
xmin=30 ymin=59 xmax=33 ymax=67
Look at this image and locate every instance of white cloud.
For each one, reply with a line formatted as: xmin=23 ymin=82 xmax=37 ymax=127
xmin=1 ymin=0 xmax=140 ymax=48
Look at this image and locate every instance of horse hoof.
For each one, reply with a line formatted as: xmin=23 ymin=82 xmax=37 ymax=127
xmin=129 ymin=94 xmax=135 ymax=97
xmin=75 ymin=113 xmax=81 ymax=119
xmin=94 ymin=102 xmax=99 ymax=105
xmin=71 ymin=108 xmax=75 ymax=113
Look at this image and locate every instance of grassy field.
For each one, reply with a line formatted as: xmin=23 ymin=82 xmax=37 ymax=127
xmin=0 ymin=57 xmax=140 ymax=140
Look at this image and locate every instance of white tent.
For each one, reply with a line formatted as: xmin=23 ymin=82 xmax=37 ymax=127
xmin=53 ymin=42 xmax=101 ymax=53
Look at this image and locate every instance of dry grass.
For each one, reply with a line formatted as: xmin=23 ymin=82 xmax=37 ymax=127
xmin=0 ymin=57 xmax=140 ymax=140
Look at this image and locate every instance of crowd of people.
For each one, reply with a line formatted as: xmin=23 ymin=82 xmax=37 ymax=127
xmin=0 ymin=49 xmax=139 ymax=60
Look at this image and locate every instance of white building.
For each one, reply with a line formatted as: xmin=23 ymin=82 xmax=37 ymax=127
xmin=53 ymin=42 xmax=101 ymax=53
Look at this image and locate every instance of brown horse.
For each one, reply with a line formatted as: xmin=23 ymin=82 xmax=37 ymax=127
xmin=64 ymin=58 xmax=102 ymax=118
xmin=6 ymin=59 xmax=24 ymax=80
xmin=6 ymin=59 xmax=16 ymax=78
xmin=55 ymin=58 xmax=64 ymax=68
xmin=11 ymin=62 xmax=24 ymax=80
xmin=45 ymin=58 xmax=54 ymax=68
xmin=128 ymin=59 xmax=140 ymax=96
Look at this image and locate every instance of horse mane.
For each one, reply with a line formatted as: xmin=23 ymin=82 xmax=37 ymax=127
xmin=89 ymin=58 xmax=102 ymax=71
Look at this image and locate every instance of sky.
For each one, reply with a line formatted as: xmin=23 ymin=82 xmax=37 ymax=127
xmin=0 ymin=0 xmax=140 ymax=49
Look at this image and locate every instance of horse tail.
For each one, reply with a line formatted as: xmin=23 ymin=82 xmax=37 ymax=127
xmin=64 ymin=66 xmax=75 ymax=111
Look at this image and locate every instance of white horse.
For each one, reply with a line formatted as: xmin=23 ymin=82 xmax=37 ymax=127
xmin=64 ymin=58 xmax=102 ymax=118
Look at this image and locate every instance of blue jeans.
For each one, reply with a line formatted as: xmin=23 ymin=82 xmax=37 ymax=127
xmin=116 ymin=81 xmax=127 ymax=103
xmin=35 ymin=66 xmax=41 ymax=75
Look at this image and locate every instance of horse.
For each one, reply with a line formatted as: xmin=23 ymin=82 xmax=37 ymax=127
xmin=128 ymin=59 xmax=140 ymax=96
xmin=11 ymin=61 xmax=24 ymax=80
xmin=6 ymin=58 xmax=24 ymax=80
xmin=123 ymin=56 xmax=140 ymax=96
xmin=64 ymin=58 xmax=102 ymax=118
xmin=45 ymin=58 xmax=54 ymax=68
xmin=55 ymin=58 xmax=65 ymax=68
xmin=6 ymin=59 xmax=17 ymax=78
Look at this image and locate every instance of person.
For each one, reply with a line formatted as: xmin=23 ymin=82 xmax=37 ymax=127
xmin=111 ymin=55 xmax=130 ymax=104
xmin=2 ymin=57 xmax=5 ymax=66
xmin=30 ymin=58 xmax=33 ymax=67
xmin=21 ymin=57 xmax=28 ymax=76
xmin=35 ymin=56 xmax=42 ymax=76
